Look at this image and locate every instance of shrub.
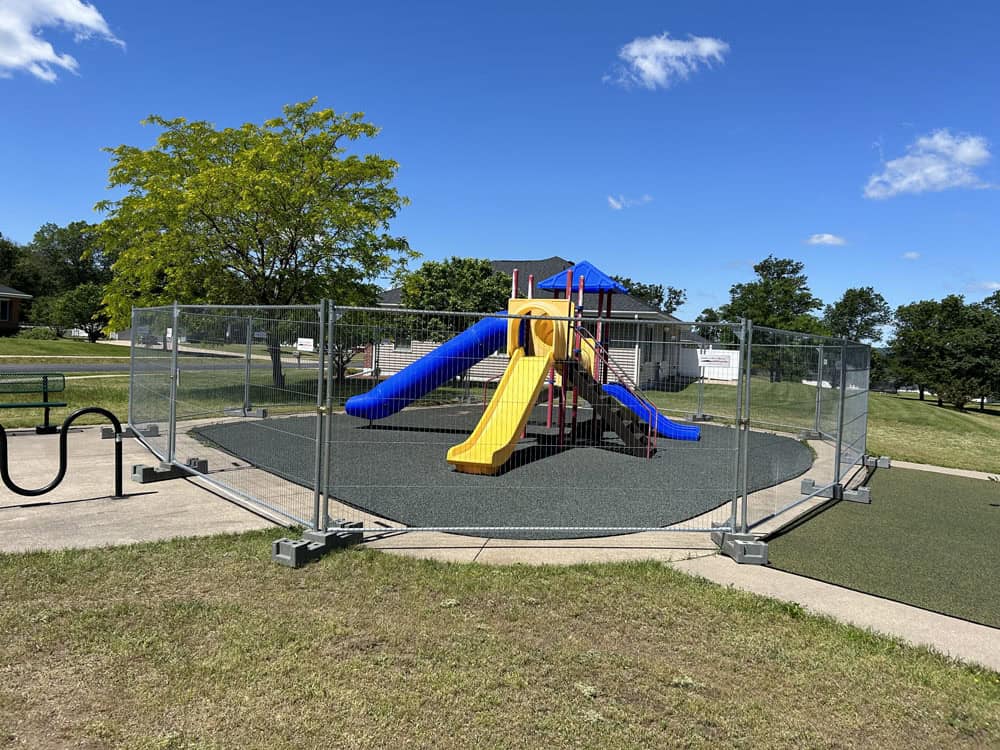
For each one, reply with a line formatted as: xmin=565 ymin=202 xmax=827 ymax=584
xmin=16 ymin=327 xmax=60 ymax=340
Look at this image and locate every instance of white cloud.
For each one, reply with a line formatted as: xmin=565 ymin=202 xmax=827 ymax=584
xmin=864 ymin=129 xmax=992 ymax=199
xmin=805 ymin=233 xmax=846 ymax=246
xmin=0 ymin=0 xmax=123 ymax=82
xmin=607 ymin=193 xmax=652 ymax=210
xmin=901 ymin=251 xmax=921 ymax=261
xmin=971 ymin=281 xmax=1000 ymax=291
xmin=606 ymin=32 xmax=728 ymax=90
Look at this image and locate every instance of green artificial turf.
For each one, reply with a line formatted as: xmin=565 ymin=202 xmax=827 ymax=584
xmin=768 ymin=468 xmax=1000 ymax=628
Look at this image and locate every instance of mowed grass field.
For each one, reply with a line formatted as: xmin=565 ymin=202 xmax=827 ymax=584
xmin=649 ymin=380 xmax=1000 ymax=474
xmin=0 ymin=338 xmax=132 ymax=363
xmin=768 ymin=468 xmax=1000 ymax=628
xmin=2 ymin=532 xmax=998 ymax=749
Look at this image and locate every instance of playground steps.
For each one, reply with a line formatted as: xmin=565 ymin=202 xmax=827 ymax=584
xmin=564 ymin=363 xmax=654 ymax=458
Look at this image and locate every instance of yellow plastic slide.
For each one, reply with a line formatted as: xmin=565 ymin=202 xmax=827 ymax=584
xmin=447 ymin=348 xmax=553 ymax=475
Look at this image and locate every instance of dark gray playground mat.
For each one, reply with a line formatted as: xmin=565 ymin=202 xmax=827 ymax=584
xmin=193 ymin=404 xmax=812 ymax=539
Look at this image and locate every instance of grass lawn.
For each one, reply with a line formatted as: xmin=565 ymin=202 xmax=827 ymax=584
xmin=650 ymin=380 xmax=1000 ymax=474
xmin=768 ymin=468 xmax=1000 ymax=628
xmin=867 ymin=392 xmax=1000 ymax=473
xmin=1 ymin=532 xmax=998 ymax=748
xmin=0 ymin=338 xmax=131 ymax=358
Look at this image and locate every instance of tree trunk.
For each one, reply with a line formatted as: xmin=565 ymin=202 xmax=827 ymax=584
xmin=267 ymin=331 xmax=285 ymax=388
xmin=937 ymin=396 xmax=943 ymax=407
xmin=981 ymin=396 xmax=986 ymax=411
xmin=918 ymin=386 xmax=925 ymax=401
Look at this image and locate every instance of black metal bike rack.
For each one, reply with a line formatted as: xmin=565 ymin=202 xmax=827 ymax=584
xmin=0 ymin=407 xmax=124 ymax=498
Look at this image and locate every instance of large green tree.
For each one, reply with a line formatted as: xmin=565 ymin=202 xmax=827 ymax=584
xmin=96 ymin=99 xmax=416 ymax=384
xmin=718 ymin=255 xmax=824 ymax=332
xmin=889 ymin=299 xmax=941 ymax=401
xmin=31 ymin=282 xmax=109 ymax=343
xmin=24 ymin=221 xmax=112 ymax=294
xmin=97 ymin=99 xmax=415 ymax=318
xmin=400 ymin=257 xmax=509 ymax=313
xmin=611 ymin=276 xmax=687 ymax=316
xmin=823 ymin=286 xmax=892 ymax=342
xmin=890 ymin=295 xmax=997 ymax=408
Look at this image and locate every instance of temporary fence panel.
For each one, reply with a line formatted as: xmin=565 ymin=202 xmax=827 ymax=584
xmin=317 ymin=308 xmax=744 ymax=536
xmin=129 ymin=303 xmax=869 ymax=539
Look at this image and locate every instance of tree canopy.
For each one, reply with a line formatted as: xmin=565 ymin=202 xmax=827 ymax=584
xmin=715 ymin=255 xmax=823 ymax=332
xmin=822 ymin=286 xmax=892 ymax=342
xmin=96 ymin=99 xmax=416 ymax=329
xmin=888 ymin=295 xmax=1000 ymax=407
xmin=400 ymin=257 xmax=509 ymax=313
xmin=611 ymin=276 xmax=687 ymax=316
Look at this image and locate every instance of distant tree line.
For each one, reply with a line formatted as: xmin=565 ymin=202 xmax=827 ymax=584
xmin=693 ymin=254 xmax=999 ymax=410
xmin=0 ymin=223 xmax=112 ymax=342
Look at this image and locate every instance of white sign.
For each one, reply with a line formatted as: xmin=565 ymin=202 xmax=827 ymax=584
xmin=698 ymin=352 xmax=732 ymax=368
xmin=165 ymin=327 xmax=172 ymax=340
xmin=295 ymin=337 xmax=315 ymax=353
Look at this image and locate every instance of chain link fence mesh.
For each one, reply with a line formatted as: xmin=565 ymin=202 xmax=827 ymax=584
xmin=129 ymin=304 xmax=869 ymax=538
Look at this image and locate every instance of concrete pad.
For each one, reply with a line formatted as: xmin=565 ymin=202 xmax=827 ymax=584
xmin=673 ymin=555 xmax=1000 ymax=672
xmin=0 ymin=426 xmax=276 ymax=553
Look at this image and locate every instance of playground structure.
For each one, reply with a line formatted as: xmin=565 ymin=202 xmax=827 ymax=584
xmin=344 ymin=268 xmax=699 ymax=475
xmin=126 ymin=276 xmax=871 ymax=561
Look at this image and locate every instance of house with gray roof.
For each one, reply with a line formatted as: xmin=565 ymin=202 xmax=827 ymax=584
xmin=0 ymin=285 xmax=32 ymax=335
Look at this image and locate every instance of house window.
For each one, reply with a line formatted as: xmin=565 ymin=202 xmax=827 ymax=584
xmin=393 ymin=334 xmax=411 ymax=352
xmin=0 ymin=300 xmax=9 ymax=322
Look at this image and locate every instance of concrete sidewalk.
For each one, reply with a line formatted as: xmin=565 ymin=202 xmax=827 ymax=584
xmin=0 ymin=426 xmax=276 ymax=553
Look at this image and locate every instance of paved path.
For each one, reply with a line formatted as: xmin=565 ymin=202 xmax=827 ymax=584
xmin=891 ymin=460 xmax=997 ymax=481
xmin=0 ymin=426 xmax=276 ymax=553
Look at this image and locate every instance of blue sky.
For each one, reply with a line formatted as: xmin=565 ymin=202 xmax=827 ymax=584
xmin=1 ymin=0 xmax=998 ymax=319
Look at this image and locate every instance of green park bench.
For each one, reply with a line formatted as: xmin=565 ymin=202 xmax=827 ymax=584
xmin=0 ymin=373 xmax=68 ymax=434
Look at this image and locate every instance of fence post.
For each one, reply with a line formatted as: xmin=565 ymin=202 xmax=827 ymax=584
xmin=243 ymin=315 xmax=254 ymax=415
xmin=320 ymin=301 xmax=337 ymax=530
xmin=738 ymin=320 xmax=754 ymax=533
xmin=813 ymin=344 xmax=824 ymax=436
xmin=167 ymin=302 xmax=180 ymax=464
xmin=729 ymin=321 xmax=746 ymax=532
xmin=128 ymin=307 xmax=137 ymax=428
xmin=834 ymin=339 xmax=848 ymax=486
xmin=311 ymin=301 xmax=327 ymax=531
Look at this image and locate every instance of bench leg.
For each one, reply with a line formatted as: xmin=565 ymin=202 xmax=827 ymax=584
xmin=36 ymin=405 xmax=58 ymax=435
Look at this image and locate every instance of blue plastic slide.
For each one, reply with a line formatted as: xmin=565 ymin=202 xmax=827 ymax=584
xmin=345 ymin=316 xmax=508 ymax=420
xmin=602 ymin=383 xmax=701 ymax=442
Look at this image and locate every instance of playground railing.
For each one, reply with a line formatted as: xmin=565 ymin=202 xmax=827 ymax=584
xmin=576 ymin=323 xmax=658 ymax=457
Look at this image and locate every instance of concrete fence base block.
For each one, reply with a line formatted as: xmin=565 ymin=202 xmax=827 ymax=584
xmin=711 ymin=530 xmax=768 ymax=565
xmin=800 ymin=478 xmax=840 ymax=498
xmin=223 ymin=406 xmax=269 ymax=418
xmin=797 ymin=429 xmax=822 ymax=440
xmin=132 ymin=463 xmax=190 ymax=483
xmin=271 ymin=538 xmax=324 ymax=568
xmin=801 ymin=478 xmax=872 ymax=504
xmin=102 ymin=425 xmax=160 ymax=439
xmin=863 ymin=455 xmax=891 ymax=469
xmin=843 ymin=486 xmax=872 ymax=504
xmin=689 ymin=413 xmax=714 ymax=422
xmin=131 ymin=457 xmax=208 ymax=484
xmin=273 ymin=521 xmax=363 ymax=568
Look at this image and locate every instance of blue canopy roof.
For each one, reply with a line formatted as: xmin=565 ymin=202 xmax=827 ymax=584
xmin=535 ymin=260 xmax=627 ymax=294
